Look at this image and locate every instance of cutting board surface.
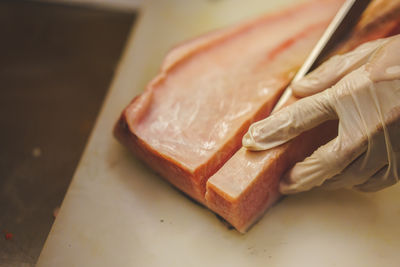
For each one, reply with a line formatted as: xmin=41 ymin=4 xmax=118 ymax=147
xmin=37 ymin=0 xmax=400 ymax=266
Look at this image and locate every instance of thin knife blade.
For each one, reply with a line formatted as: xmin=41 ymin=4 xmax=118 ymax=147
xmin=271 ymin=0 xmax=371 ymax=113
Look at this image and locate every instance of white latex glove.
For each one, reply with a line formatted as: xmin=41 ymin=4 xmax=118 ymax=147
xmin=242 ymin=35 xmax=400 ymax=194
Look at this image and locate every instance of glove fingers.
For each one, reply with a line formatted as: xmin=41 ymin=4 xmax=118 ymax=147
xmin=292 ymin=38 xmax=388 ymax=98
xmin=353 ymin=164 xmax=397 ymax=192
xmin=279 ymin=136 xmax=355 ymax=194
xmin=321 ymin=123 xmax=390 ymax=190
xmin=368 ymin=35 xmax=400 ymax=82
xmin=354 ymin=145 xmax=400 ymax=192
xmin=243 ymin=91 xmax=335 ymax=151
xmin=320 ymin=151 xmax=387 ymax=191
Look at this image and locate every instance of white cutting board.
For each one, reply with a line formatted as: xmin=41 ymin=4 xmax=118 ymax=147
xmin=37 ymin=0 xmax=400 ymax=266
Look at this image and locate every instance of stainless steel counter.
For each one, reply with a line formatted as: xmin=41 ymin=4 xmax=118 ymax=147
xmin=0 ymin=1 xmax=135 ymax=265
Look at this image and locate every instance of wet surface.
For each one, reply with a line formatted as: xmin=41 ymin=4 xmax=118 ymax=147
xmin=0 ymin=1 xmax=135 ymax=265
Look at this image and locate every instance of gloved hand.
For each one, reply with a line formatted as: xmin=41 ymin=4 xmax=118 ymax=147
xmin=242 ymin=35 xmax=400 ymax=194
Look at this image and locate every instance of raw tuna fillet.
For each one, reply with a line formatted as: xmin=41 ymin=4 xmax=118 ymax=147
xmin=206 ymin=0 xmax=400 ymax=233
xmin=114 ymin=0 xmax=344 ymax=204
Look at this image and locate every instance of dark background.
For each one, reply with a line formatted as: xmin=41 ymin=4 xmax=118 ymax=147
xmin=0 ymin=1 xmax=136 ymax=265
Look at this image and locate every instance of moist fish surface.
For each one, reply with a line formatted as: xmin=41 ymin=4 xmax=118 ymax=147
xmin=115 ymin=0 xmax=344 ymax=206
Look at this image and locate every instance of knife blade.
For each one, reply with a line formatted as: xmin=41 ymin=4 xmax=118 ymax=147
xmin=271 ymin=0 xmax=371 ymax=113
